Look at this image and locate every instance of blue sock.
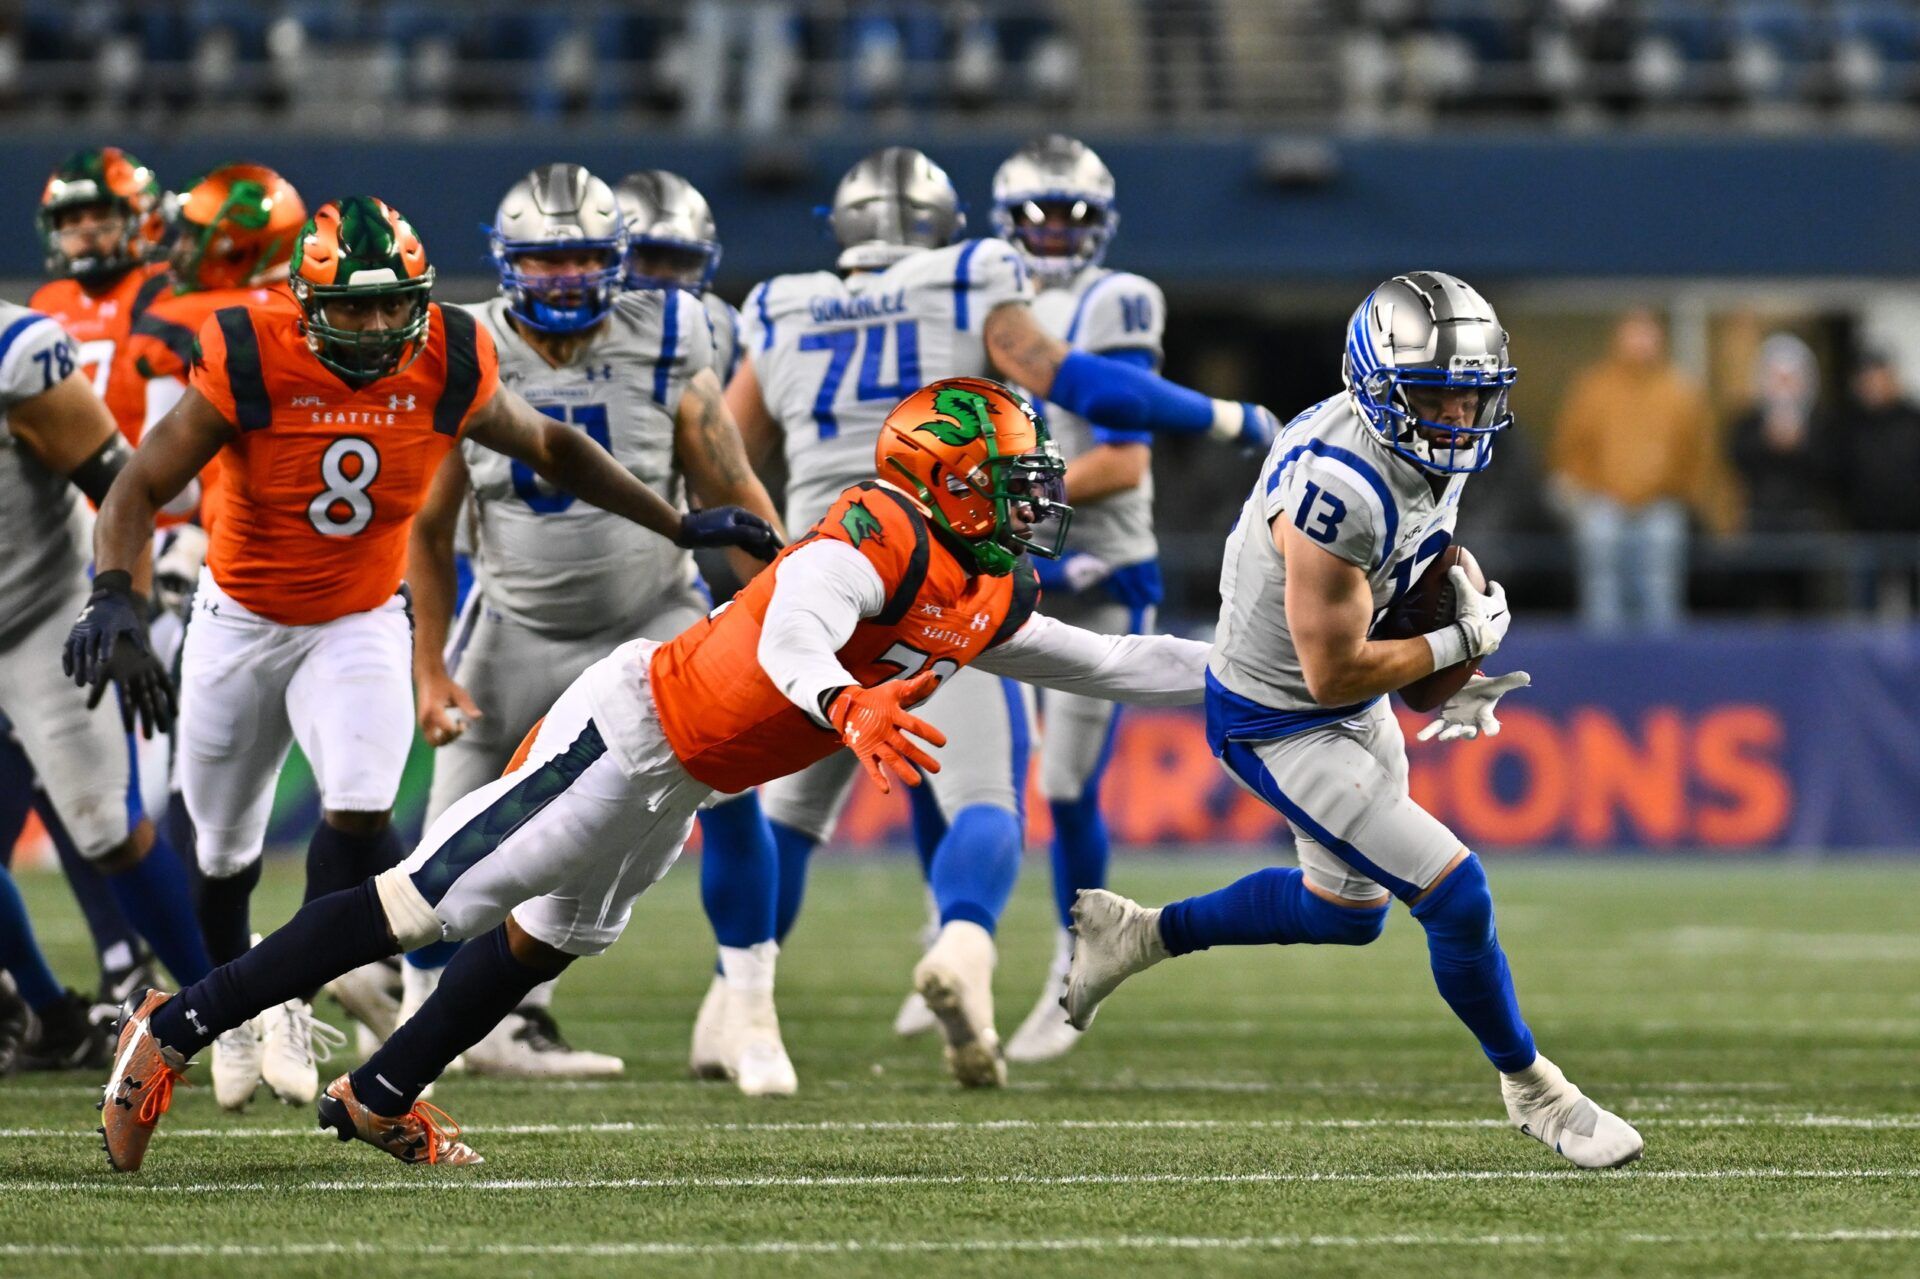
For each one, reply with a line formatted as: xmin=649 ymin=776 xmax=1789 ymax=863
xmin=698 ymin=793 xmax=779 ymax=949
xmin=351 ymin=924 xmax=547 ymax=1116
xmin=107 ymin=831 xmax=211 ymax=984
xmin=1410 ymin=853 xmax=1536 ymax=1074
xmin=42 ymin=793 xmax=143 ymax=974
xmin=906 ymin=783 xmax=946 ymax=884
xmin=0 ymin=863 xmax=65 ymax=1010
xmin=305 ymin=821 xmax=403 ymax=904
xmin=1158 ymin=866 xmax=1388 ymax=956
xmin=929 ymin=804 xmax=1022 ymax=935
xmin=153 ymin=880 xmax=395 ymax=1058
xmin=196 ymin=861 xmax=261 ymax=966
xmin=771 ymin=821 xmax=816 ymax=945
xmin=405 ymin=941 xmax=460 ymax=969
xmin=1048 ymin=793 xmax=1111 ymax=931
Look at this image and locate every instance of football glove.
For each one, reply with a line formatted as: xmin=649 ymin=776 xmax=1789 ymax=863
xmin=826 ymin=673 xmax=948 ymax=795
xmin=1448 ymin=566 xmax=1511 ymax=660
xmin=62 ymin=570 xmax=177 ymax=738
xmin=676 ymin=507 xmax=782 ymax=561
xmin=1031 ymin=551 xmax=1112 ymax=596
xmin=1418 ymin=671 xmax=1532 ymax=743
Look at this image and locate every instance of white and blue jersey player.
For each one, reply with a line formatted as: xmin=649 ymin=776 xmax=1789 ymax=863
xmin=615 ymin=170 xmax=742 ymax=390
xmin=983 ymin=135 xmax=1175 ymax=1063
xmin=403 ymin=165 xmax=786 ymax=1082
xmin=1059 ymin=273 xmax=1645 ymax=1170
xmin=713 ymin=146 xmax=1279 ymax=1091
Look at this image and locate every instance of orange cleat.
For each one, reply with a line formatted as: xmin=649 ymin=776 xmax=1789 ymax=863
xmin=316 ymin=1074 xmax=483 ymax=1166
xmin=98 ymin=989 xmax=190 ymax=1173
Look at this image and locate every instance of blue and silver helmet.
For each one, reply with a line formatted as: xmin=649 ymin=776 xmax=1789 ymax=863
xmin=991 ymin=135 xmax=1117 ymax=287
xmin=1343 ymin=271 xmax=1515 ymax=475
xmin=613 ymin=170 xmax=721 ymax=293
xmin=488 ymin=163 xmax=625 ymax=334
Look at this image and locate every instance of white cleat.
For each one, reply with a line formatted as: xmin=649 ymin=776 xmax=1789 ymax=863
xmin=1005 ymin=928 xmax=1083 ymax=1063
xmin=729 ymin=988 xmax=798 ymax=1098
xmin=891 ymin=897 xmax=942 ymax=1037
xmin=210 ymin=1021 xmax=263 ymax=1111
xmin=1063 ymin=889 xmax=1168 ymax=1032
xmin=466 ymin=1007 xmax=624 ymax=1079
xmin=689 ymin=973 xmax=732 ymax=1080
xmin=1502 ymin=1054 xmax=1645 ymax=1169
xmin=259 ymin=998 xmax=344 ymax=1106
xmin=913 ymin=920 xmax=1005 ymax=1089
xmin=323 ymin=959 xmax=399 ymax=1045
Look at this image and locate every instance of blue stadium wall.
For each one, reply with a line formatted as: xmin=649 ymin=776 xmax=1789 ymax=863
xmin=3 ymin=132 xmax=1917 ymax=283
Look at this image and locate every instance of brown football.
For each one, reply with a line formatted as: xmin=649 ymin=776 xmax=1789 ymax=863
xmin=1374 ymin=544 xmax=1484 ymax=713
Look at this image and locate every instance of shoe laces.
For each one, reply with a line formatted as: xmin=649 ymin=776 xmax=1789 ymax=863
xmin=135 ymin=1061 xmax=188 ymax=1125
xmin=513 ymin=1008 xmax=571 ymax=1053
xmin=407 ymin=1100 xmax=462 ymax=1164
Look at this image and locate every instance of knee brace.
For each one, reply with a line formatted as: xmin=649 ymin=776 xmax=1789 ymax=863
xmin=1297 ymin=885 xmax=1389 ymax=947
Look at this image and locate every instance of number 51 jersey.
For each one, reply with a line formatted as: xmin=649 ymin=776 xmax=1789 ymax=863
xmin=190 ymin=301 xmax=501 ymax=626
xmin=742 ymin=238 xmax=1031 ymax=532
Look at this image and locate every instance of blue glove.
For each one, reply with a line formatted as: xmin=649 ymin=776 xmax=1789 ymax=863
xmin=1031 ymin=551 xmax=1113 ymax=595
xmin=677 ymin=507 xmax=782 ymax=561
xmin=62 ymin=570 xmax=176 ymax=738
xmin=1231 ymin=403 xmax=1278 ymax=455
xmin=1102 ymin=560 xmax=1165 ymax=614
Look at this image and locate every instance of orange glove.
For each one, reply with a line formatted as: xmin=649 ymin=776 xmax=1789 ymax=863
xmin=827 ymin=672 xmax=949 ymax=795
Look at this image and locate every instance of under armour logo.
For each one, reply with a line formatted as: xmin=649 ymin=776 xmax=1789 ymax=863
xmin=185 ymin=1008 xmax=207 ymax=1035
xmin=388 ymin=393 xmax=417 ymax=412
xmin=582 ymin=363 xmax=614 ymax=383
xmin=969 ymin=613 xmax=991 ymax=631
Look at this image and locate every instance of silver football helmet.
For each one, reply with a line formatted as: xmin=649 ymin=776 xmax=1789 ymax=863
xmin=991 ymin=135 xmax=1117 ymax=286
xmin=489 ymin=163 xmax=625 ymax=333
xmin=613 ymin=169 xmax=721 ymax=292
xmin=1342 ymin=271 xmax=1516 ymax=475
xmin=828 ymin=147 xmax=965 ymax=272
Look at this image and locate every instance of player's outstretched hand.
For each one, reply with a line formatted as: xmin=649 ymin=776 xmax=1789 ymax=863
xmin=828 ymin=673 xmax=949 ymax=795
xmin=1449 ymin=566 xmax=1511 ymax=659
xmin=61 ymin=570 xmax=177 ymax=739
xmin=1212 ymin=402 xmax=1278 ymax=455
xmin=1418 ymin=670 xmax=1531 ymax=743
xmin=677 ymin=507 xmax=782 ymax=561
xmin=417 ymin=669 xmax=482 ymax=747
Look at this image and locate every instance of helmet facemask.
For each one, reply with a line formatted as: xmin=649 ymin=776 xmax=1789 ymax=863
xmin=492 ymin=236 xmax=624 ymax=333
xmin=1351 ymin=364 xmax=1513 ymax=475
xmin=888 ymin=424 xmax=1072 ymax=577
xmin=991 ymin=195 xmax=1115 ymax=287
xmin=624 ymin=234 xmax=720 ymax=292
xmin=295 ymin=275 xmax=435 ymax=383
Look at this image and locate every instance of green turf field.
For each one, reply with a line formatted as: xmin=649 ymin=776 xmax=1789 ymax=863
xmin=3 ymin=855 xmax=1917 ymax=1278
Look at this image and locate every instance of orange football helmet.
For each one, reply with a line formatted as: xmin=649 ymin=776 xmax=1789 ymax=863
xmin=169 ymin=162 xmax=306 ymax=292
xmin=38 ymin=146 xmax=168 ymax=284
xmin=875 ymin=377 xmax=1071 ymax=576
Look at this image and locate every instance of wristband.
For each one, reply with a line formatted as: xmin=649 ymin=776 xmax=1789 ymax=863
xmin=1424 ymin=622 xmax=1470 ymax=671
xmin=92 ymin=569 xmax=135 ymax=598
xmin=1208 ymin=400 xmax=1242 ymax=442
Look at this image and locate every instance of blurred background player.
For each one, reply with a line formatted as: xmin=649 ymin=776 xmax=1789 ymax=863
xmin=714 ymin=145 xmax=1275 ymax=1090
xmin=15 ymin=147 xmax=174 ymax=1009
xmin=614 ymin=170 xmax=738 ymax=388
xmin=70 ymin=195 xmax=778 ymax=1115
xmin=1062 ymin=273 xmax=1641 ymax=1170
xmin=0 ymin=294 xmax=212 ymax=1043
xmin=403 ymin=163 xmax=784 ymax=1080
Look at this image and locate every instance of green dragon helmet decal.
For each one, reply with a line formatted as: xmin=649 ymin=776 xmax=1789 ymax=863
xmin=290 ymin=196 xmax=436 ymax=383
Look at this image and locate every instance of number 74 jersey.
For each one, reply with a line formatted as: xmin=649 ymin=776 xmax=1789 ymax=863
xmin=742 ymin=237 xmax=1031 ymax=532
xmin=189 ymin=300 xmax=500 ymax=626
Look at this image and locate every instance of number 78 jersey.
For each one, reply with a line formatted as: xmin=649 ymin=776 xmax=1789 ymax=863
xmin=1211 ymin=394 xmax=1464 ymax=720
xmin=742 ymin=238 xmax=1031 ymax=532
xmin=189 ymin=301 xmax=500 ymax=627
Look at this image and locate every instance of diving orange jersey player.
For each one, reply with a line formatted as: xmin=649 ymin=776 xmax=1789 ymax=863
xmin=72 ymin=195 xmax=778 ymax=1135
xmin=96 ymin=376 xmax=1206 ymax=1172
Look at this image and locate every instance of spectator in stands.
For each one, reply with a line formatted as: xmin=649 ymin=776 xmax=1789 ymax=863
xmin=1549 ymin=308 xmax=1734 ymax=632
xmin=1835 ymin=350 xmax=1920 ymax=534
xmin=1728 ymin=333 xmax=1836 ymax=533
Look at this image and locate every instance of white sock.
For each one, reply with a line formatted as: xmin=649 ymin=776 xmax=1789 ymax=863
xmin=718 ymin=941 xmax=779 ymax=994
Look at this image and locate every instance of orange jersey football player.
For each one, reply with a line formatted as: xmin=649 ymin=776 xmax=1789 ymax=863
xmin=97 ymin=376 xmax=1204 ymax=1172
xmin=28 ymin=147 xmax=171 ymax=446
xmin=71 ymin=196 xmax=779 ymax=1125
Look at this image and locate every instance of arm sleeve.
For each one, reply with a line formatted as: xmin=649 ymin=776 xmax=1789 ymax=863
xmin=0 ymin=312 xmax=76 ymax=408
xmin=1046 ymin=348 xmax=1225 ymax=438
xmin=1263 ymin=456 xmax=1383 ymax=571
xmin=971 ymin=613 xmax=1206 ymax=706
xmin=757 ymin=539 xmax=889 ymax=727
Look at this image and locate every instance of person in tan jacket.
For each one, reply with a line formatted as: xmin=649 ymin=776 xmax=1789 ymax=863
xmin=1550 ymin=309 xmax=1733 ymax=631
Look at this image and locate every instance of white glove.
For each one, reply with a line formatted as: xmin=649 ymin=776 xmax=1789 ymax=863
xmin=1418 ymin=671 xmax=1532 ymax=742
xmin=1449 ymin=566 xmax=1511 ymax=660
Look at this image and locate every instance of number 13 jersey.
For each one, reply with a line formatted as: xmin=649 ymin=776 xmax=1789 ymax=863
xmin=190 ymin=301 xmax=500 ymax=626
xmin=741 ymin=239 xmax=1031 ymax=533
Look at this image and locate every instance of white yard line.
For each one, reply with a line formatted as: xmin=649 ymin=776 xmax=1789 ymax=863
xmin=2 ymin=1113 xmax=1916 ymax=1141
xmin=6 ymin=1167 xmax=1919 ymax=1195
xmin=2 ymin=1228 xmax=1918 ymax=1259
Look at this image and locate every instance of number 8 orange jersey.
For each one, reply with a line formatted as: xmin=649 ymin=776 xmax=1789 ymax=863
xmin=189 ymin=300 xmax=499 ymax=625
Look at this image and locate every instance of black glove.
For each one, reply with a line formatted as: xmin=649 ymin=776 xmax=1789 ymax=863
xmin=676 ymin=507 xmax=782 ymax=562
xmin=61 ymin=569 xmax=177 ymax=739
